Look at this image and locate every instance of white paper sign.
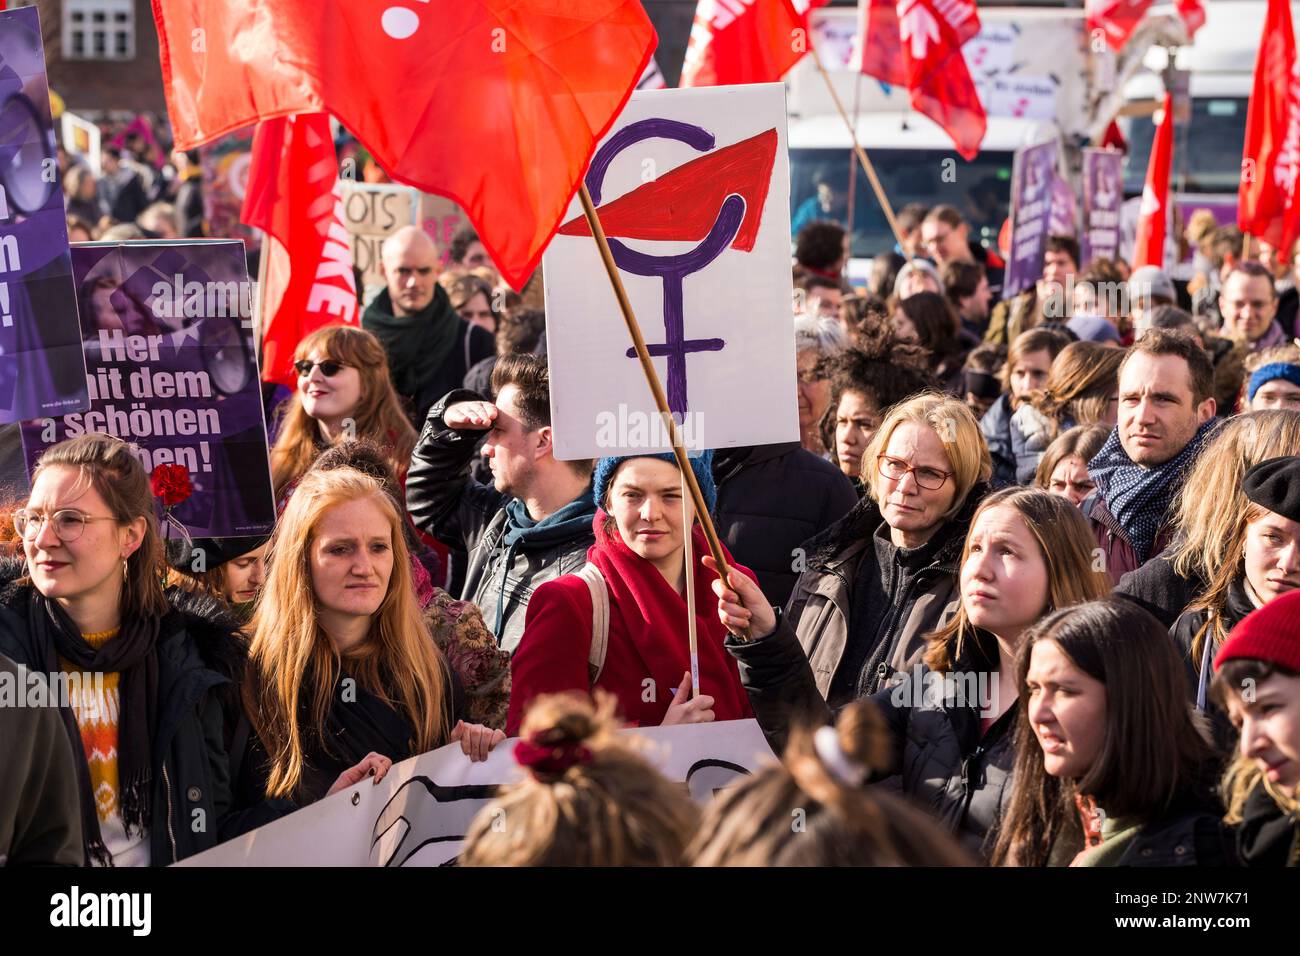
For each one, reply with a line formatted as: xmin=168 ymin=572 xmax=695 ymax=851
xmin=542 ymin=84 xmax=798 ymax=460
xmin=178 ymin=718 xmax=774 ymax=867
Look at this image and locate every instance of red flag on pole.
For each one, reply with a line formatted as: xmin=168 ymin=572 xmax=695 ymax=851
xmin=1133 ymin=92 xmax=1174 ymax=269
xmin=680 ymin=0 xmax=823 ymax=86
xmin=1239 ymin=0 xmax=1300 ymax=253
xmin=1175 ymin=0 xmax=1205 ymax=39
xmin=858 ymin=0 xmax=986 ymax=161
xmin=152 ymin=0 xmax=656 ymax=291
xmin=1086 ymin=0 xmax=1155 ymax=52
xmin=240 ymin=113 xmax=357 ymax=387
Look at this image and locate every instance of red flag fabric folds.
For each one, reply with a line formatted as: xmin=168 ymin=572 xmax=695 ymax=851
xmin=858 ymin=0 xmax=986 ymax=161
xmin=153 ymin=0 xmax=657 ymax=290
xmin=680 ymin=0 xmax=810 ymax=86
xmin=1133 ymin=93 xmax=1174 ymax=269
xmin=1086 ymin=0 xmax=1154 ymax=52
xmin=240 ymin=113 xmax=357 ymax=388
xmin=1239 ymin=0 xmax=1300 ymax=253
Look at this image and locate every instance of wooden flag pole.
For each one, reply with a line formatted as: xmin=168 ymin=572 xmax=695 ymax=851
xmin=681 ymin=467 xmax=700 ymax=699
xmin=809 ymin=43 xmax=914 ymax=266
xmin=576 ymin=182 xmax=752 ymax=641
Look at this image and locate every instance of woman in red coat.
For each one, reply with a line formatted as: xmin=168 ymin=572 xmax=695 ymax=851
xmin=507 ymin=451 xmax=754 ymax=734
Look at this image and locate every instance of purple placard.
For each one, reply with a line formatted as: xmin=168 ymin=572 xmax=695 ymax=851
xmin=1048 ymin=171 xmax=1077 ymax=240
xmin=1004 ymin=140 xmax=1059 ymax=299
xmin=0 ymin=6 xmax=89 ymax=424
xmin=1082 ymin=148 xmax=1123 ymax=267
xmin=21 ymin=240 xmax=275 ymax=538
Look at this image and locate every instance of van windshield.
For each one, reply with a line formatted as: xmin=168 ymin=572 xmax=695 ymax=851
xmin=1122 ymin=97 xmax=1247 ymax=195
xmin=790 ymin=147 xmax=1014 ymax=258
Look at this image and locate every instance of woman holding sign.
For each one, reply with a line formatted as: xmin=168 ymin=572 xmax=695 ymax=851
xmin=239 ymin=466 xmax=504 ymax=806
xmin=270 ymin=326 xmax=416 ymax=504
xmin=506 ymin=451 xmax=753 ymax=735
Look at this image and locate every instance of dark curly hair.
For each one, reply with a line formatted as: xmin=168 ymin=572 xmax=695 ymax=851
xmin=795 ymin=220 xmax=846 ymax=272
xmin=816 ymin=336 xmax=935 ymax=460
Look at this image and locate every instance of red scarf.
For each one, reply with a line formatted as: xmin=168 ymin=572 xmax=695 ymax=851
xmin=588 ymin=512 xmax=753 ymax=721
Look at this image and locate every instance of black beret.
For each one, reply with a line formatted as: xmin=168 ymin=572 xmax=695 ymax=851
xmin=166 ymin=534 xmax=270 ymax=574
xmin=1243 ymin=456 xmax=1300 ymax=525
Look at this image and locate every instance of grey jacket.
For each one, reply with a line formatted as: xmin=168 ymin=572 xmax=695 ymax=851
xmin=405 ymin=389 xmax=596 ymax=653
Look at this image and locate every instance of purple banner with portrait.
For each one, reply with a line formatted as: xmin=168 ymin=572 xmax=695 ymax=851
xmin=0 ymin=6 xmax=89 ymax=424
xmin=21 ymin=240 xmax=275 ymax=538
xmin=1003 ymin=140 xmax=1059 ymax=300
xmin=1082 ymin=148 xmax=1123 ymax=268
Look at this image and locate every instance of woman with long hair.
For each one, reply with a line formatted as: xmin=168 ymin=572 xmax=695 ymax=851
xmin=1117 ymin=410 xmax=1300 ymax=629
xmin=1212 ymin=592 xmax=1300 ymax=866
xmin=892 ymin=291 xmax=972 ymax=396
xmin=269 ymin=325 xmax=416 ymax=502
xmin=1172 ymin=456 xmax=1300 ymax=754
xmin=992 ymin=599 xmax=1235 ymax=867
xmin=1009 ymin=341 xmax=1124 ymax=484
xmin=715 ymin=486 xmax=1110 ymax=857
xmin=0 ymin=434 xmax=273 ymax=865
xmin=241 ymin=467 xmax=503 ymax=804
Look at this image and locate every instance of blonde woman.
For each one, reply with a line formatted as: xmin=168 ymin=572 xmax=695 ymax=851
xmin=1172 ymin=456 xmax=1300 ymax=755
xmin=715 ymin=393 xmax=991 ymax=747
xmin=240 ymin=467 xmax=503 ymax=806
xmin=270 ymin=325 xmax=417 ymax=502
xmin=1009 ymin=341 xmax=1125 ymax=484
xmin=1116 ymin=409 xmax=1300 ymax=628
xmin=716 ymin=487 xmax=1110 ymax=857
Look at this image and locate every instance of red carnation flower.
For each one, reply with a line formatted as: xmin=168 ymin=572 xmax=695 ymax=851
xmin=150 ymin=464 xmax=193 ymax=507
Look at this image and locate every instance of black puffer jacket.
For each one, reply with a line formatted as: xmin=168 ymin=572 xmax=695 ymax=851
xmin=1114 ymin=548 xmax=1203 ymax=630
xmin=979 ymin=394 xmax=1017 ymax=489
xmin=0 ymin=563 xmax=291 ymax=865
xmin=1236 ymin=781 xmax=1300 ymax=867
xmin=711 ymin=442 xmax=858 ymax=608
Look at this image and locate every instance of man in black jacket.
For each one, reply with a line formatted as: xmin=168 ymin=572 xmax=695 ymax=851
xmin=363 ymin=226 xmax=494 ymax=426
xmin=711 ymin=443 xmax=857 ymax=607
xmin=406 ymin=354 xmax=596 ymax=653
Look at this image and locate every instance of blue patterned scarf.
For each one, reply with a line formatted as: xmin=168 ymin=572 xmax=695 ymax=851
xmin=1087 ymin=419 xmax=1218 ymax=565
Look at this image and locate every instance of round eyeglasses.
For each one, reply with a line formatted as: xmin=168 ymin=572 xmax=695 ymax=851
xmin=877 ymin=455 xmax=952 ymax=491
xmin=13 ymin=509 xmax=117 ymax=543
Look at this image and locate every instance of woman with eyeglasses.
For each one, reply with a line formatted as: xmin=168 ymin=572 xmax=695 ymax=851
xmin=0 ymin=434 xmax=308 ymax=865
xmin=710 ymin=393 xmax=991 ymax=751
xmin=269 ymin=325 xmax=416 ymax=505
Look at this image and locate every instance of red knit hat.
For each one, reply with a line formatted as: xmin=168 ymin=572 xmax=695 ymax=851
xmin=1214 ymin=590 xmax=1300 ymax=674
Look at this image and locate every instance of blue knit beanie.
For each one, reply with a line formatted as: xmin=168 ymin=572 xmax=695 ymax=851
xmin=592 ymin=450 xmax=717 ymax=514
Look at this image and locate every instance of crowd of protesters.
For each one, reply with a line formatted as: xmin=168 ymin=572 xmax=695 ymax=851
xmin=3 ymin=124 xmax=1300 ymax=870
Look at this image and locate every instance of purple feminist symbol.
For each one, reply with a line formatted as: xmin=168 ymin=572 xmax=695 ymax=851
xmin=585 ymin=118 xmax=744 ymax=419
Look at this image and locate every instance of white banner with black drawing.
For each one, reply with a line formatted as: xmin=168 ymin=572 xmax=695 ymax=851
xmin=178 ymin=719 xmax=774 ymax=867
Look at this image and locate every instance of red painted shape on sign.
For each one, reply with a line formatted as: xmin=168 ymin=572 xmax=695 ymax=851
xmin=559 ymin=128 xmax=778 ymax=252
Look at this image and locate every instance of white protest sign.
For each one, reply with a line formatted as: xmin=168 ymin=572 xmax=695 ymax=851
xmin=178 ymin=718 xmax=774 ymax=867
xmin=542 ymin=83 xmax=798 ymax=460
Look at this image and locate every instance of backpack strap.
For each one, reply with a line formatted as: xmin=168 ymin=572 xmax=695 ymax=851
xmin=574 ymin=562 xmax=610 ymax=687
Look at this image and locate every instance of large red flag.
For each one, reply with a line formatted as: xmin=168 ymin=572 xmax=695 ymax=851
xmin=1239 ymin=0 xmax=1300 ymax=253
xmin=240 ymin=113 xmax=357 ymax=388
xmin=680 ymin=0 xmax=822 ymax=86
xmin=1175 ymin=0 xmax=1205 ymax=39
xmin=1086 ymin=0 xmax=1154 ymax=52
xmin=1133 ymin=92 xmax=1174 ymax=269
xmin=859 ymin=0 xmax=986 ymax=161
xmin=153 ymin=0 xmax=656 ymax=291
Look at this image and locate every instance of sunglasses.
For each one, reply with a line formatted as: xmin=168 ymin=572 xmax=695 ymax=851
xmin=294 ymin=359 xmax=350 ymax=378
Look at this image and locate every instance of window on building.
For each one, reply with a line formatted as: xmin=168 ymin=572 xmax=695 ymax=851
xmin=64 ymin=0 xmax=135 ymax=61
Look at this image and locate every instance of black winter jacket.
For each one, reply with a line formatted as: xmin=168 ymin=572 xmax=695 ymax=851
xmin=711 ymin=442 xmax=858 ymax=608
xmin=0 ymin=565 xmax=291 ymax=865
xmin=1107 ymin=803 xmax=1239 ymax=867
xmin=1114 ymin=548 xmax=1203 ymax=630
xmin=405 ymin=389 xmax=596 ymax=653
xmin=1236 ymin=781 xmax=1300 ymax=866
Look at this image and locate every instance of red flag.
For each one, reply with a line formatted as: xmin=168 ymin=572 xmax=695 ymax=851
xmin=858 ymin=0 xmax=986 ymax=161
xmin=1133 ymin=93 xmax=1174 ymax=269
xmin=1175 ymin=0 xmax=1205 ymax=39
xmin=1086 ymin=0 xmax=1154 ymax=52
xmin=1239 ymin=0 xmax=1300 ymax=253
xmin=240 ymin=114 xmax=358 ymax=387
xmin=153 ymin=0 xmax=656 ymax=291
xmin=681 ymin=0 xmax=814 ymax=86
